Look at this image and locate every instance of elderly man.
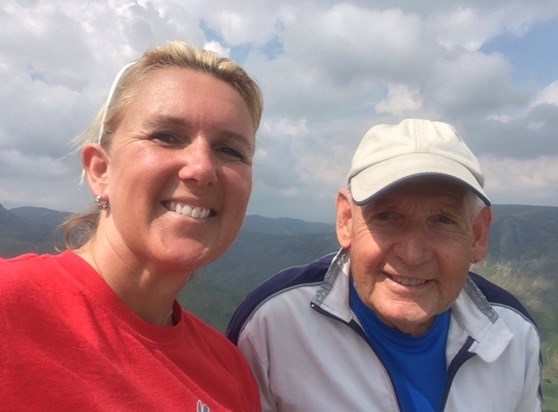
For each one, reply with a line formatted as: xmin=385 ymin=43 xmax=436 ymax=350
xmin=227 ymin=118 xmax=542 ymax=411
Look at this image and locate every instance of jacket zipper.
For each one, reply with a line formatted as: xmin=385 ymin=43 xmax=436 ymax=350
xmin=310 ymin=302 xmax=405 ymax=411
xmin=439 ymin=336 xmax=476 ymax=411
xmin=311 ymin=302 xmax=478 ymax=412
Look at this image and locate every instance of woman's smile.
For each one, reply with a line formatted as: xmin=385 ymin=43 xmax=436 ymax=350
xmin=162 ymin=201 xmax=214 ymax=219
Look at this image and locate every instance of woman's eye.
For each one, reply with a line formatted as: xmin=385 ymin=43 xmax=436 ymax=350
xmin=152 ymin=133 xmax=182 ymax=146
xmin=217 ymin=145 xmax=249 ymax=163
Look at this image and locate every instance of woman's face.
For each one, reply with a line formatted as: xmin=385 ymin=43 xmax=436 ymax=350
xmin=100 ymin=67 xmax=256 ymax=274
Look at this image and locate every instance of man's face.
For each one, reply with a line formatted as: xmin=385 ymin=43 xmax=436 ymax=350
xmin=336 ymin=177 xmax=491 ymax=336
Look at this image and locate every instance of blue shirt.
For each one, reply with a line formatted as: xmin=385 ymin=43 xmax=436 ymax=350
xmin=349 ymin=282 xmax=450 ymax=412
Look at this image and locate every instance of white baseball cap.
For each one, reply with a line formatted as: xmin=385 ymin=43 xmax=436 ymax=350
xmin=348 ymin=118 xmax=490 ymax=205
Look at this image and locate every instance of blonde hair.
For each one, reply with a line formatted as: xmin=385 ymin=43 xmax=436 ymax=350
xmin=58 ymin=41 xmax=263 ymax=250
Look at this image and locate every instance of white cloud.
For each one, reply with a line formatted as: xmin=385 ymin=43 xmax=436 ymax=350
xmin=531 ymin=81 xmax=558 ymax=107
xmin=197 ymin=1 xmax=291 ymax=46
xmin=376 ymin=84 xmax=423 ymax=116
xmin=2 ymin=0 xmax=558 ymax=222
xmin=483 ymin=155 xmax=558 ymax=206
xmin=425 ymin=51 xmax=519 ymax=116
xmin=0 ymin=149 xmax=69 ymax=178
xmin=428 ymin=5 xmax=533 ymax=51
xmin=203 ymin=40 xmax=230 ymax=57
xmin=282 ymin=5 xmax=433 ymax=84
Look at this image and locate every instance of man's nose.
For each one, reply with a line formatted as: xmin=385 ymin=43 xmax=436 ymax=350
xmin=392 ymin=224 xmax=432 ymax=265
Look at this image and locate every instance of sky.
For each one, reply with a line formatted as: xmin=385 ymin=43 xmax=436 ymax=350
xmin=1 ymin=0 xmax=558 ymax=223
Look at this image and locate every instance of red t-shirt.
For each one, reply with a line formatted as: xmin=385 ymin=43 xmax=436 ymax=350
xmin=0 ymin=252 xmax=260 ymax=411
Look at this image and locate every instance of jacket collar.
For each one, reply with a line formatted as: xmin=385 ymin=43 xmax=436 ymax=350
xmin=312 ymin=248 xmax=514 ymax=362
xmin=450 ymin=279 xmax=513 ymax=362
xmin=311 ymin=248 xmax=353 ymax=322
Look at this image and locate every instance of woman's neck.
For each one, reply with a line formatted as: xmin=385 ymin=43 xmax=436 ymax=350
xmin=75 ymin=239 xmax=191 ymax=326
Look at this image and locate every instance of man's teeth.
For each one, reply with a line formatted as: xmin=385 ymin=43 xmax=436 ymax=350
xmin=393 ymin=276 xmax=427 ymax=286
xmin=168 ymin=202 xmax=211 ymax=219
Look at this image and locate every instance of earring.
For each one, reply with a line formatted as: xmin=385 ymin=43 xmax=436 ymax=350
xmin=95 ymin=194 xmax=109 ymax=210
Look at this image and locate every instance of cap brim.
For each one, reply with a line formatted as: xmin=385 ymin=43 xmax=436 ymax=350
xmin=349 ymin=153 xmax=491 ymax=206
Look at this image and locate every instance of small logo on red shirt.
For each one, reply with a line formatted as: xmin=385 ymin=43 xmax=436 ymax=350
xmin=197 ymin=400 xmax=210 ymax=412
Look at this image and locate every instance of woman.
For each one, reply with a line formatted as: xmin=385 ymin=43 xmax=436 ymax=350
xmin=0 ymin=41 xmax=263 ymax=411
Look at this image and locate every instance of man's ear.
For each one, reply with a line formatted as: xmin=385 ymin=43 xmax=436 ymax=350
xmin=336 ymin=188 xmax=353 ymax=249
xmin=82 ymin=144 xmax=109 ymax=196
xmin=471 ymin=206 xmax=492 ymax=263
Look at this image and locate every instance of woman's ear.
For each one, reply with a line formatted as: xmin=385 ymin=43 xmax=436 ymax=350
xmin=336 ymin=188 xmax=353 ymax=249
xmin=82 ymin=144 xmax=109 ymax=196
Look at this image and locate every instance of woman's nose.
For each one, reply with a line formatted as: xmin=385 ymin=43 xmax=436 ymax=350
xmin=177 ymin=140 xmax=217 ymax=186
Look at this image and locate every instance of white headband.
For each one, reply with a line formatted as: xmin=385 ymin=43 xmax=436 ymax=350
xmin=80 ymin=61 xmax=135 ymax=185
xmin=97 ymin=61 xmax=136 ymax=144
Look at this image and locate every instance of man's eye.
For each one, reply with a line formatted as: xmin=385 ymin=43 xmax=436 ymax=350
xmin=375 ymin=212 xmax=393 ymax=221
xmin=435 ymin=215 xmax=456 ymax=224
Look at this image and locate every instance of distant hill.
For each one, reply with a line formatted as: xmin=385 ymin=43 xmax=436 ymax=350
xmin=9 ymin=206 xmax=71 ymax=229
xmin=1 ymin=203 xmax=557 ymax=409
xmin=242 ymin=214 xmax=333 ymax=235
xmin=475 ymin=205 xmax=558 ymax=339
xmin=0 ymin=204 xmax=70 ymax=257
xmin=182 ymin=204 xmax=558 ymax=410
xmin=487 ymin=204 xmax=558 ymax=261
xmin=1 ymin=203 xmax=556 ymax=338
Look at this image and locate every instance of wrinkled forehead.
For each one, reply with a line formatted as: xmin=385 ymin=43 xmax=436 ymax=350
xmin=365 ymin=175 xmax=470 ymax=205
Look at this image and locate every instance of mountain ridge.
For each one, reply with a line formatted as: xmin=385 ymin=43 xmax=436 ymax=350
xmin=1 ymin=202 xmax=557 ymax=409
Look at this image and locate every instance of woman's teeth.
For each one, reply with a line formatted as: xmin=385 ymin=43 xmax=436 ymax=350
xmin=166 ymin=201 xmax=211 ymax=219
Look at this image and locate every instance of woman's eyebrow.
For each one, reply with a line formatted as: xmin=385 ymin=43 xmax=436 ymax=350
xmin=141 ymin=115 xmax=189 ymax=130
xmin=141 ymin=115 xmax=254 ymax=152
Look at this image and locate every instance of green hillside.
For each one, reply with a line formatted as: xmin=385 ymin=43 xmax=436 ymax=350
xmin=181 ymin=205 xmax=558 ymax=411
xmin=1 ymin=203 xmax=557 ymax=410
xmin=0 ymin=204 xmax=69 ymax=256
xmin=474 ymin=205 xmax=558 ymax=411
